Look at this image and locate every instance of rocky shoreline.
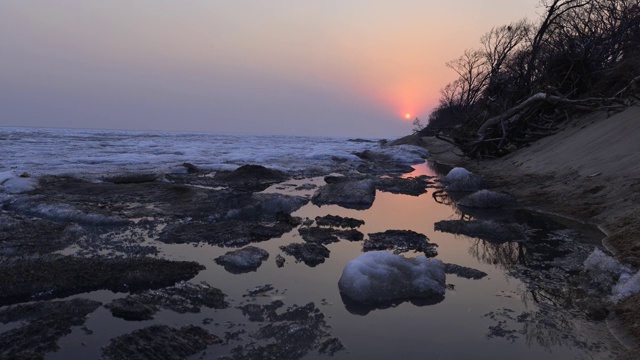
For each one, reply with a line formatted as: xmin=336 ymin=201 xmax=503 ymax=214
xmin=0 ymin=128 xmax=633 ymax=358
xmin=0 ymin=146 xmax=450 ymax=359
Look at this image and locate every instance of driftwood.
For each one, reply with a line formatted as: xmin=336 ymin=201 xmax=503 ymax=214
xmin=476 ymin=92 xmax=627 ymax=141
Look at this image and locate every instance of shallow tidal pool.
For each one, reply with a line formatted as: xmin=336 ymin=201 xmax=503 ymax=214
xmin=23 ymin=163 xmax=623 ymax=359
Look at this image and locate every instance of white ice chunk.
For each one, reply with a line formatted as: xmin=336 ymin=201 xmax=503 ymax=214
xmin=0 ymin=171 xmax=38 ymax=194
xmin=441 ymin=167 xmax=486 ymax=192
xmin=612 ymin=271 xmax=640 ymax=302
xmin=0 ymin=171 xmax=15 ymax=184
xmin=583 ymin=249 xmax=633 ymax=295
xmin=338 ymin=251 xmax=445 ymax=304
xmin=443 ymin=167 xmax=472 ymax=182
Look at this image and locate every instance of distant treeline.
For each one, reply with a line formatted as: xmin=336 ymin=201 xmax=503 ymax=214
xmin=420 ymin=0 xmax=640 ymax=158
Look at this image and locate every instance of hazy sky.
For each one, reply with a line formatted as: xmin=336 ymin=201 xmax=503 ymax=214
xmin=0 ymin=1 xmax=540 ymax=137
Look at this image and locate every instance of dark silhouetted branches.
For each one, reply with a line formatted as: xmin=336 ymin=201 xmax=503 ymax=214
xmin=421 ymin=0 xmax=640 ymax=158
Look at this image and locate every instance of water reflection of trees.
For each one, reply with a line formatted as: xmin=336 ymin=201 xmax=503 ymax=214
xmin=489 ymin=305 xmax=609 ymax=354
xmin=435 ymin=189 xmax=614 ymax=354
xmin=468 ymin=239 xmax=524 ymax=271
xmin=470 ymin=235 xmax=587 ymax=309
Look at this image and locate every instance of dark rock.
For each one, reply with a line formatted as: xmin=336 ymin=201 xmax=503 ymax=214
xmin=364 ymin=230 xmax=438 ymax=256
xmin=0 ymin=215 xmax=74 ymax=256
xmin=319 ymin=337 xmax=346 ymax=355
xmin=215 ymin=246 xmax=269 ymax=274
xmin=106 ymin=297 xmax=157 ymax=321
xmin=295 ymin=183 xmax=317 ymax=191
xmin=238 ymin=300 xmax=285 ymax=322
xmin=0 ymin=255 xmax=204 ymax=306
xmin=227 ymin=302 xmax=342 ymax=360
xmin=160 ymin=220 xmax=296 ymax=247
xmin=244 ymin=284 xmax=275 ymax=298
xmin=348 ymin=138 xmax=377 ymax=143
xmin=352 ymin=150 xmax=416 ymax=175
xmin=275 ymin=211 xmax=302 ymax=226
xmin=102 ymin=325 xmax=222 ymax=360
xmin=220 ymin=193 xmax=308 ymax=222
xmin=181 ymin=162 xmax=202 ymax=173
xmin=585 ymin=306 xmax=610 ymax=321
xmin=434 ymin=219 xmax=528 ymax=243
xmin=374 ymin=177 xmax=431 ymax=196
xmin=298 ymin=226 xmax=364 ymax=244
xmin=323 ymin=175 xmax=354 ymax=184
xmin=315 ymin=215 xmax=364 ymax=228
xmin=275 ymin=254 xmax=285 ymax=268
xmin=213 ymin=165 xmax=289 ymax=192
xmin=103 ymin=173 xmax=158 ymax=184
xmin=26 ymin=175 xmax=223 ymax=221
xmin=444 ymin=263 xmax=488 ymax=280
xmin=280 ymin=243 xmax=330 ymax=267
xmin=311 ymin=179 xmax=376 ymax=210
xmin=0 ymin=298 xmax=101 ymax=359
xmin=457 ymin=189 xmax=517 ymax=209
xmin=338 ymin=229 xmax=365 ymax=241
xmin=105 ymin=282 xmax=227 ymax=321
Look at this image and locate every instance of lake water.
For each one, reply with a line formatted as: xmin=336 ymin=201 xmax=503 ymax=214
xmin=0 ymin=129 xmax=623 ymax=359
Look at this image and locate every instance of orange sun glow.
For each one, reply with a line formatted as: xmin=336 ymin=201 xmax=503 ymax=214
xmin=404 ymin=113 xmax=411 ymax=120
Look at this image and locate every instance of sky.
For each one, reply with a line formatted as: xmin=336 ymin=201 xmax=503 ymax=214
xmin=0 ymin=1 xmax=540 ymax=137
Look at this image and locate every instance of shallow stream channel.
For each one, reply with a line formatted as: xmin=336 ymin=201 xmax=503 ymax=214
xmin=0 ymin=161 xmax=625 ymax=359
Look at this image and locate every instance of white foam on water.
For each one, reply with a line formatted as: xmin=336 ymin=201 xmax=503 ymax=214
xmin=0 ymin=128 xmax=427 ymax=178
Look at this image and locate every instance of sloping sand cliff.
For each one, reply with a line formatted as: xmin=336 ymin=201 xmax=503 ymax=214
xmin=420 ymin=106 xmax=640 ymax=356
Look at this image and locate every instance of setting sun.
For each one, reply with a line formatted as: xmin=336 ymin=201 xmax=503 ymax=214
xmin=404 ymin=113 xmax=411 ymax=120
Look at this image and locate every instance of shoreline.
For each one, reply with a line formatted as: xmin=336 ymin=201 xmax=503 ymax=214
xmin=412 ymin=106 xmax=640 ymax=357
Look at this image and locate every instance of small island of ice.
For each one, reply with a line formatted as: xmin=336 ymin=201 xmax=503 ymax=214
xmin=338 ymin=251 xmax=445 ymax=305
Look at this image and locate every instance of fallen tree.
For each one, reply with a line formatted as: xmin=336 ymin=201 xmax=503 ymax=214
xmin=436 ymin=86 xmax=636 ymax=158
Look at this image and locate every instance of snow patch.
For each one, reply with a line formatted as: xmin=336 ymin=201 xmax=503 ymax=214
xmin=338 ymin=251 xmax=445 ymax=304
xmin=583 ymin=249 xmax=640 ymax=302
xmin=612 ymin=271 xmax=640 ymax=302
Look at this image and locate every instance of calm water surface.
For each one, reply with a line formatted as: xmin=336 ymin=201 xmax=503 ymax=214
xmin=42 ymin=163 xmax=621 ymax=360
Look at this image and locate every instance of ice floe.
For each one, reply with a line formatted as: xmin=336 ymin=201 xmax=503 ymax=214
xmin=0 ymin=128 xmax=428 ymax=178
xmin=338 ymin=251 xmax=445 ymax=305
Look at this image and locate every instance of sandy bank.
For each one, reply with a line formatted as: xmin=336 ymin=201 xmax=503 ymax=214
xmin=417 ymin=106 xmax=640 ymax=355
